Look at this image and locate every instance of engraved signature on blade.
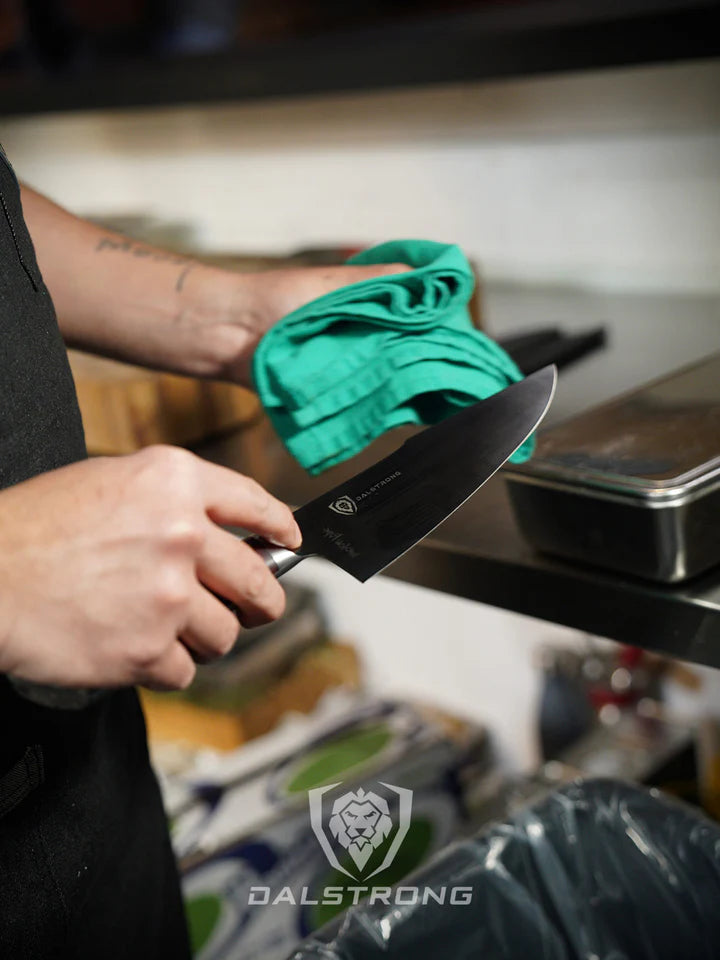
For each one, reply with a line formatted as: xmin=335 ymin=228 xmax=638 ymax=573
xmin=328 ymin=471 xmax=402 ymax=516
xmin=322 ymin=528 xmax=360 ymax=558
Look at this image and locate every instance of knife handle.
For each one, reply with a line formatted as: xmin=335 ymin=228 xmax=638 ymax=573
xmin=243 ymin=535 xmax=303 ymax=578
xmin=213 ymin=536 xmax=303 ymax=620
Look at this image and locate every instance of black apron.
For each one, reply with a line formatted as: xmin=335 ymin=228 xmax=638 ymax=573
xmin=0 ymin=149 xmax=191 ymax=959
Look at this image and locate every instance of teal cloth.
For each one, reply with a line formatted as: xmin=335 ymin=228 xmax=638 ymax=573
xmin=252 ymin=239 xmax=535 ymax=475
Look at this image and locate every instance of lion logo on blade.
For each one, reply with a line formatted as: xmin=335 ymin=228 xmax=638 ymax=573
xmin=329 ymin=495 xmax=356 ymax=516
xmin=328 ymin=788 xmax=393 ymax=872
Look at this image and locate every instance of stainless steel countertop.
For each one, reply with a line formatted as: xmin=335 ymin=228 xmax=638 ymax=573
xmin=195 ymin=283 xmax=720 ymax=669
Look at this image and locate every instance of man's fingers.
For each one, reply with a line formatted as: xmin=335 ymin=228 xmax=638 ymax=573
xmin=347 ymin=262 xmax=411 ymax=278
xmin=196 ymin=525 xmax=287 ymax=629
xmin=319 ymin=263 xmax=412 ymax=293
xmin=199 ymin=460 xmax=301 ymax=550
xmin=179 ymin=584 xmax=240 ymax=662
xmin=140 ymin=640 xmax=197 ymax=692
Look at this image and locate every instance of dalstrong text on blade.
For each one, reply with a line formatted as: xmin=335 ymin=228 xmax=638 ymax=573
xmin=328 ymin=471 xmax=404 ymax=516
xmin=354 ymin=471 xmax=403 ymax=504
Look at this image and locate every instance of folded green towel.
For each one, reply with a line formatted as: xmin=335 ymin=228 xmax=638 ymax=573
xmin=253 ymin=239 xmax=534 ymax=475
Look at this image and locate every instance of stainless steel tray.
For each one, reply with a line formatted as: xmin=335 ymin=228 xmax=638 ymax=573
xmin=504 ymin=353 xmax=720 ymax=582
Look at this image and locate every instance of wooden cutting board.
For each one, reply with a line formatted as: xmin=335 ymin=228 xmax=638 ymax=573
xmin=68 ymin=351 xmax=260 ymax=455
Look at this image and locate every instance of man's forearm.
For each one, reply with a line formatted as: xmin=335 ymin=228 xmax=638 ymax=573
xmin=20 ymin=185 xmax=408 ymax=388
xmin=20 ymin=185 xmax=260 ymax=383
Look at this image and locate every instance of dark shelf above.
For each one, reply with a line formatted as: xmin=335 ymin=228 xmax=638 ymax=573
xmin=0 ymin=0 xmax=718 ymax=117
xmin=196 ymin=283 xmax=720 ymax=669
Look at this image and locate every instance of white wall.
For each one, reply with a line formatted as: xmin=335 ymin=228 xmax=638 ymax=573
xmin=1 ymin=58 xmax=719 ymax=294
xmin=287 ymin=558 xmax=584 ymax=771
xmin=3 ymin=59 xmax=718 ymax=769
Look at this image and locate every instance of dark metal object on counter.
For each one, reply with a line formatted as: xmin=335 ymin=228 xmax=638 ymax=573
xmin=505 ymin=353 xmax=720 ymax=583
xmin=498 ymin=325 xmax=606 ymax=375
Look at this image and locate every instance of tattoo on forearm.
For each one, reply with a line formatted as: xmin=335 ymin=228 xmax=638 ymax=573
xmin=175 ymin=263 xmax=195 ymax=292
xmin=95 ymin=235 xmax=198 ymax=294
xmin=95 ymin=236 xmax=187 ymax=263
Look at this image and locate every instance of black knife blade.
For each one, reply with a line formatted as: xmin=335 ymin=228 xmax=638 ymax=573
xmin=245 ymin=364 xmax=556 ymax=582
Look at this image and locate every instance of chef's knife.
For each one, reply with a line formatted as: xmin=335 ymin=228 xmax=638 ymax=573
xmin=240 ymin=364 xmax=556 ymax=583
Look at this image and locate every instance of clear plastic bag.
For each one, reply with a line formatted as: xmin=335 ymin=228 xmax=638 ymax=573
xmin=289 ymin=779 xmax=720 ymax=960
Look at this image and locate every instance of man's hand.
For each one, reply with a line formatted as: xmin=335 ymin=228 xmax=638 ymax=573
xmin=216 ymin=262 xmax=411 ymax=385
xmin=0 ymin=447 xmax=300 ymax=691
xmin=243 ymin=262 xmax=410 ymax=324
